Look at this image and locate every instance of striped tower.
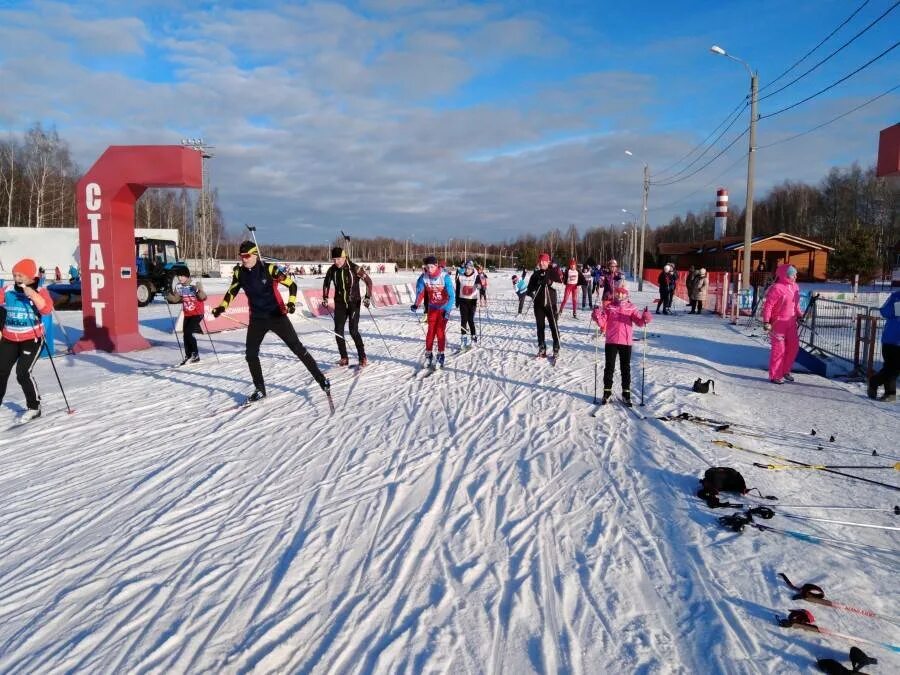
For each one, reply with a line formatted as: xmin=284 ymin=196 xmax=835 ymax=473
xmin=714 ymin=188 xmax=728 ymax=239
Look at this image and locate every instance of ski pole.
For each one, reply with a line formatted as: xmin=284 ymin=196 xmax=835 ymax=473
xmin=713 ymin=439 xmax=900 ymax=492
xmin=640 ymin=321 xmax=647 ymax=407
xmin=774 ymin=504 xmax=900 ymax=514
xmin=365 ymin=304 xmax=393 ymax=358
xmin=592 ymin=324 xmax=600 ymax=404
xmin=40 ymin=338 xmax=74 ymax=415
xmin=164 ymin=297 xmax=185 ymax=361
xmin=777 ymin=512 xmax=900 ymax=532
xmin=754 ymin=461 xmax=900 ymax=471
xmin=200 ymin=317 xmax=221 ymax=364
xmin=51 ymin=308 xmax=74 ymax=353
xmin=777 ymin=609 xmax=900 ymax=653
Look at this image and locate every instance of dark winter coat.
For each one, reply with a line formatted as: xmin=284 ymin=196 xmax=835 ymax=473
xmin=323 ymin=261 xmax=372 ymax=305
xmin=526 ymin=266 xmax=563 ymax=308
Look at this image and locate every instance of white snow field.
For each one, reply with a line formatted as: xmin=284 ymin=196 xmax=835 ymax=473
xmin=1 ymin=274 xmax=897 ymax=674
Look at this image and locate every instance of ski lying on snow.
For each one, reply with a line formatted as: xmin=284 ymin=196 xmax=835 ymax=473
xmin=3 ymin=408 xmax=76 ymax=432
xmin=776 ymin=608 xmax=900 ymax=653
xmin=590 ymin=399 xmax=645 ymax=419
xmin=778 ymin=573 xmax=900 ymax=627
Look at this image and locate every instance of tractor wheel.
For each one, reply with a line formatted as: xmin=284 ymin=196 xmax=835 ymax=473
xmin=137 ymin=281 xmax=155 ymax=307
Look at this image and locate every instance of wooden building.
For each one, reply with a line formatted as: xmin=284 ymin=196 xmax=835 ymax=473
xmin=657 ymin=232 xmax=833 ymax=282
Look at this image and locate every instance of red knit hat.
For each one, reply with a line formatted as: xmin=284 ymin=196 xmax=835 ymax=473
xmin=568 ymin=258 xmax=576 ymax=266
xmin=538 ymin=253 xmax=550 ymax=264
xmin=12 ymin=258 xmax=38 ymax=279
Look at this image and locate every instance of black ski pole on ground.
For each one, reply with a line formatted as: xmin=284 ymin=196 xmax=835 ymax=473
xmin=201 ymin=317 xmax=221 ymax=364
xmin=40 ymin=339 xmax=75 ymax=414
xmin=164 ymin=297 xmax=185 ymax=362
xmin=366 ymin=304 xmax=393 ymax=358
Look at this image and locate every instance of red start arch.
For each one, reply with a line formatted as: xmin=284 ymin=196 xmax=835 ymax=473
xmin=73 ymin=145 xmax=202 ymax=353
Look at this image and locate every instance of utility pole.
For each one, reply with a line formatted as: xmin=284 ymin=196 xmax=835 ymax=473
xmin=742 ymin=71 xmax=759 ymax=290
xmin=638 ymin=165 xmax=649 ymax=291
xmin=180 ymin=138 xmax=214 ymax=275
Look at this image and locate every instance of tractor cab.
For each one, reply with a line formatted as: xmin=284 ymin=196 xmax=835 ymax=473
xmin=135 ymin=237 xmax=183 ymax=306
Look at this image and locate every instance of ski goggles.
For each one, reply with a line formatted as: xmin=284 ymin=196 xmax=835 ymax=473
xmin=239 ymin=250 xmax=258 ymax=259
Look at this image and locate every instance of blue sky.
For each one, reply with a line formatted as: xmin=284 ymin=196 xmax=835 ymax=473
xmin=0 ymin=0 xmax=897 ymax=243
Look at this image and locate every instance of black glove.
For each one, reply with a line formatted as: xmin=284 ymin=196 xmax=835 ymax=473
xmin=410 ymin=304 xmax=418 ymax=312
xmin=211 ymin=306 xmax=224 ymax=318
xmin=442 ymin=310 xmax=450 ymax=320
xmin=363 ymin=296 xmax=370 ymax=308
xmin=320 ymin=298 xmax=329 ymax=308
xmin=287 ymin=301 xmax=296 ymax=314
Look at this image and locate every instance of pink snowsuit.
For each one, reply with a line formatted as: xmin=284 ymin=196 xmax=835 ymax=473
xmin=762 ymin=264 xmax=803 ymax=381
xmin=592 ymin=299 xmax=652 ymax=345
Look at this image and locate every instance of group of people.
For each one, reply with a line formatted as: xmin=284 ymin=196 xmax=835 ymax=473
xmin=3 ymin=247 xmax=897 ymax=419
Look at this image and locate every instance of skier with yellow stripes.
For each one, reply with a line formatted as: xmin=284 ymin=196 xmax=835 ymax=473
xmin=211 ymin=240 xmax=329 ymax=403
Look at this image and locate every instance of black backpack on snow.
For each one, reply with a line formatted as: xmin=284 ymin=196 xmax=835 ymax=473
xmin=692 ymin=378 xmax=715 ymax=394
xmin=697 ymin=467 xmax=747 ymax=508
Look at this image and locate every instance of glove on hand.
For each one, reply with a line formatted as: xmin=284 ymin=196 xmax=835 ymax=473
xmin=211 ymin=306 xmax=224 ymax=318
xmin=410 ymin=304 xmax=418 ymax=312
xmin=363 ymin=296 xmax=371 ymax=308
xmin=763 ymin=322 xmax=772 ymax=331
xmin=286 ymin=301 xmax=296 ymax=314
xmin=442 ymin=310 xmax=450 ymax=320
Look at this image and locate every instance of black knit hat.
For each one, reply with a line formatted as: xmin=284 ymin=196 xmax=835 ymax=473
xmin=423 ymin=255 xmax=438 ymax=265
xmin=331 ymin=246 xmax=346 ymax=259
xmin=172 ymin=263 xmax=191 ymax=276
xmin=239 ymin=240 xmax=259 ymax=255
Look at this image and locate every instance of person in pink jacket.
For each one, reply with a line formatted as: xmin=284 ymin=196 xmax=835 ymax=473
xmin=592 ymin=286 xmax=652 ymax=406
xmin=762 ymin=264 xmax=803 ymax=384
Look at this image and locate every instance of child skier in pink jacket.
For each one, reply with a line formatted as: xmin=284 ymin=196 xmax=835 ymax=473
xmin=592 ymin=286 xmax=652 ymax=406
xmin=762 ymin=264 xmax=803 ymax=384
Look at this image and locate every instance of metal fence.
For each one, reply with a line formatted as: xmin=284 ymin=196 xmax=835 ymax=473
xmin=799 ymin=294 xmax=885 ymax=375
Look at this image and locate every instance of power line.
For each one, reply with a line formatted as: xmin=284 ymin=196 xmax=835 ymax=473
xmin=652 ymin=128 xmax=749 ymax=186
xmin=649 ymin=151 xmax=749 ymax=213
xmin=760 ymin=0 xmax=873 ymax=93
xmin=760 ymin=0 xmax=899 ymax=101
xmin=652 ymin=96 xmax=748 ymax=179
xmin=650 ymin=106 xmax=748 ymax=184
xmin=759 ymin=83 xmax=900 ymax=149
xmin=760 ymin=40 xmax=900 ymax=119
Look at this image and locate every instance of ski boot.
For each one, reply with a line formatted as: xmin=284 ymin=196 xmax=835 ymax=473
xmin=436 ymin=352 xmax=445 ymax=369
xmin=320 ymin=378 xmax=331 ymax=394
xmin=572 ymin=312 xmax=577 ymax=319
xmin=471 ymin=335 xmax=477 ymax=345
xmin=338 ymin=357 xmax=350 ymax=366
xmin=247 ymin=389 xmax=267 ymax=403
xmin=551 ymin=346 xmax=559 ymax=363
xmin=358 ymin=357 xmax=368 ymax=368
xmin=622 ymin=390 xmax=633 ymax=407
xmin=20 ymin=406 xmax=42 ymax=423
xmin=601 ymin=388 xmax=612 ymax=405
xmin=537 ymin=345 xmax=547 ymax=358
xmin=879 ymin=393 xmax=896 ymax=402
xmin=867 ymin=380 xmax=878 ymax=399
xmin=460 ymin=335 xmax=468 ymax=350
xmin=189 ymin=353 xmax=200 ymax=364
xmin=425 ymin=352 xmax=434 ymax=369
xmin=179 ymin=355 xmax=192 ymax=366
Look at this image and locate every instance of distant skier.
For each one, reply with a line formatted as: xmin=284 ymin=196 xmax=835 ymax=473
xmin=455 ymin=260 xmax=481 ymax=349
xmin=165 ymin=264 xmax=207 ymax=365
xmin=580 ymin=264 xmax=593 ymax=309
xmin=762 ymin=264 xmax=803 ymax=384
xmin=657 ymin=264 xmax=677 ymax=314
xmin=592 ymin=285 xmax=651 ymax=406
xmin=513 ymin=273 xmax=528 ymax=314
xmin=322 ymin=246 xmax=373 ymax=368
xmin=601 ymin=259 xmax=625 ymax=302
xmin=868 ymin=286 xmax=899 ymax=402
xmin=689 ymin=268 xmax=708 ymax=314
xmin=526 ymin=252 xmax=563 ymax=359
xmin=559 ymin=258 xmax=584 ymax=318
xmin=476 ymin=265 xmax=489 ymax=306
xmin=211 ymin=240 xmax=329 ymax=403
xmin=0 ymin=258 xmax=52 ymax=421
xmin=411 ymin=255 xmax=455 ymax=368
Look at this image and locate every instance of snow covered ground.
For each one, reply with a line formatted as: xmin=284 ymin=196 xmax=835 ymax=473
xmin=1 ymin=274 xmax=897 ymax=674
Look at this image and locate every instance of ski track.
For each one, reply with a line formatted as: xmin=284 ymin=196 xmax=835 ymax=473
xmin=1 ymin=285 xmax=898 ymax=674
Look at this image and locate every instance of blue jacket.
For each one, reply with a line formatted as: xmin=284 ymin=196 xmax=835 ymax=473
xmin=880 ymin=290 xmax=900 ymax=346
xmin=415 ymin=271 xmax=455 ymax=313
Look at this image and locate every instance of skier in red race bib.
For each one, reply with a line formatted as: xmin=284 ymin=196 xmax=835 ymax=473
xmin=455 ymin=260 xmax=481 ymax=349
xmin=166 ymin=264 xmax=207 ymax=366
xmin=559 ymin=258 xmax=586 ymax=319
xmin=412 ymin=255 xmax=456 ymax=368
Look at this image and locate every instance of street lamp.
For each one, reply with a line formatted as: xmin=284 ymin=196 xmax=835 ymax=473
xmin=624 ymin=150 xmax=649 ymax=291
xmin=710 ymin=44 xmax=758 ymax=290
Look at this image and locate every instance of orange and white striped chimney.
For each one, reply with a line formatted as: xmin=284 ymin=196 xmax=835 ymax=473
xmin=714 ymin=188 xmax=728 ymax=239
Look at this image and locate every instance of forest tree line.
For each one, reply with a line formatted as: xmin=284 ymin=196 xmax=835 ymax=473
xmin=2 ymin=123 xmax=896 ymax=277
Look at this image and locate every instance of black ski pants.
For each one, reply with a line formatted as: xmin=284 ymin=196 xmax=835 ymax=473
xmin=0 ymin=337 xmax=43 ymax=410
xmin=459 ymin=298 xmax=477 ymax=338
xmin=333 ymin=301 xmax=365 ymax=360
xmin=183 ymin=315 xmax=203 ymax=356
xmin=245 ymin=315 xmax=326 ymax=394
xmin=517 ymin=292 xmax=527 ymax=314
xmin=603 ymin=343 xmax=632 ymax=393
xmin=870 ymin=342 xmax=899 ymax=396
xmin=533 ymin=303 xmax=560 ymax=350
